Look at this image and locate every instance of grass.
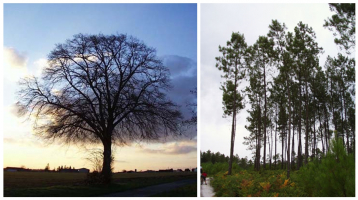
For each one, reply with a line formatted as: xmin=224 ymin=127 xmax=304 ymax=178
xmin=151 ymin=182 xmax=197 ymax=197
xmin=4 ymin=171 xmax=197 ymax=197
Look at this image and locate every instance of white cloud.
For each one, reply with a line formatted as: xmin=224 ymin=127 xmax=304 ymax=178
xmin=138 ymin=141 xmax=197 ymax=155
xmin=3 ymin=47 xmax=28 ymax=81
xmin=33 ymin=58 xmax=49 ymax=77
xmin=4 ymin=47 xmax=27 ymax=69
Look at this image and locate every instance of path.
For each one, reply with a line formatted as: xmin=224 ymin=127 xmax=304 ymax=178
xmin=101 ymin=179 xmax=196 ymax=197
xmin=200 ymin=177 xmax=215 ymax=197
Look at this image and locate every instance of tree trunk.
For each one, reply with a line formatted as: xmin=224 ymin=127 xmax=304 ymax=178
xmin=275 ymin=103 xmax=278 ymax=169
xmin=281 ymin=129 xmax=284 ymax=170
xmin=298 ymin=79 xmax=303 ymax=170
xmin=228 ymin=111 xmax=236 ymax=175
xmin=257 ymin=103 xmax=262 ymax=171
xmin=287 ymin=79 xmax=291 ymax=178
xmin=304 ymin=80 xmax=309 ymax=165
xmin=324 ymin=108 xmax=330 ymax=152
xmin=343 ymin=90 xmax=349 ymax=153
xmin=318 ymin=105 xmax=325 ymax=156
xmin=102 ymin=138 xmax=112 ymax=184
xmin=228 ymin=63 xmax=238 ymax=175
xmin=263 ymin=64 xmax=267 ymax=170
xmin=292 ymin=123 xmax=295 ymax=168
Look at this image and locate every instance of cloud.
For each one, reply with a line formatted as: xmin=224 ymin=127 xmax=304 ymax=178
xmin=33 ymin=58 xmax=49 ymax=77
xmin=4 ymin=137 xmax=18 ymax=144
xmin=161 ymin=55 xmax=197 ymax=141
xmin=162 ymin=55 xmax=197 ymax=78
xmin=3 ymin=47 xmax=28 ymax=81
xmin=114 ymin=160 xmax=127 ymax=163
xmin=168 ymin=144 xmax=197 ymax=154
xmin=3 ymin=47 xmax=49 ymax=82
xmin=4 ymin=47 xmax=27 ymax=69
xmin=138 ymin=141 xmax=197 ymax=155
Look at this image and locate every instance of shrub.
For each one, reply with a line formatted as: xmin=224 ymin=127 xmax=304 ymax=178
xmin=210 ymin=170 xmax=304 ymax=197
xmin=297 ymin=137 xmax=355 ymax=197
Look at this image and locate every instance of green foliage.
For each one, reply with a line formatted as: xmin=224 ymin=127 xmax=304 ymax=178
xmin=205 ymin=137 xmax=354 ymax=197
xmin=324 ymin=3 xmax=355 ymax=53
xmin=295 ymin=137 xmax=355 ymax=197
xmin=221 ymin=80 xmax=244 ymax=116
xmin=210 ymin=170 xmax=305 ymax=197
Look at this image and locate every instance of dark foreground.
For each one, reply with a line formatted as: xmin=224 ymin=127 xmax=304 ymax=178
xmin=4 ymin=171 xmax=197 ymax=197
xmin=101 ymin=179 xmax=196 ymax=197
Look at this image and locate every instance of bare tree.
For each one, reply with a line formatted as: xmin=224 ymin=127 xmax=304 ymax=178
xmin=16 ymin=33 xmax=182 ymax=183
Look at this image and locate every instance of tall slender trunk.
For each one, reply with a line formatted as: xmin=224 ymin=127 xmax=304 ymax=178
xmin=257 ymin=104 xmax=262 ymax=171
xmin=330 ymin=78 xmax=338 ymax=140
xmin=281 ymin=128 xmax=284 ymax=170
xmin=292 ymin=96 xmax=296 ymax=169
xmin=304 ymin=80 xmax=309 ymax=165
xmin=263 ymin=64 xmax=267 ymax=170
xmin=343 ymin=90 xmax=349 ymax=153
xmin=313 ymin=117 xmax=316 ymax=158
xmin=275 ymin=104 xmax=278 ymax=169
xmin=313 ymin=79 xmax=316 ymax=159
xmin=228 ymin=111 xmax=236 ymax=175
xmin=268 ymin=128 xmax=271 ymax=170
xmin=341 ymin=94 xmax=345 ymax=144
xmin=255 ymin=125 xmax=258 ymax=170
xmin=298 ymin=77 xmax=303 ymax=170
xmin=324 ymin=107 xmax=330 ymax=152
xmin=292 ymin=123 xmax=295 ymax=168
xmin=287 ymin=79 xmax=291 ymax=178
xmin=228 ymin=62 xmax=238 ymax=175
xmin=318 ymin=105 xmax=325 ymax=156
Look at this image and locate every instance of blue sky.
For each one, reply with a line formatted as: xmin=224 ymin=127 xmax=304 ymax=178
xmin=4 ymin=4 xmax=197 ymax=61
xmin=3 ymin=3 xmax=197 ymax=171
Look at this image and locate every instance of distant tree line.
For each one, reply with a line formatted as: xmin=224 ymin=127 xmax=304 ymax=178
xmin=55 ymin=165 xmax=76 ymax=171
xmin=200 ymin=150 xmax=253 ymax=170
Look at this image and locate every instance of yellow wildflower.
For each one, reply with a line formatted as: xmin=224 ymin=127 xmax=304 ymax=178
xmin=281 ymin=179 xmax=289 ymax=188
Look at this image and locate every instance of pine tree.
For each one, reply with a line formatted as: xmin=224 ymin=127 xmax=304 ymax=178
xmin=215 ymin=32 xmax=247 ymax=175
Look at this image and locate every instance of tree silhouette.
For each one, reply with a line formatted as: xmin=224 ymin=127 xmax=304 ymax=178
xmin=44 ymin=163 xmax=50 ymax=171
xmin=16 ymin=33 xmax=182 ymax=183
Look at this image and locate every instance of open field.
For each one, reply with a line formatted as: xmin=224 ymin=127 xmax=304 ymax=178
xmin=4 ymin=171 xmax=197 ymax=197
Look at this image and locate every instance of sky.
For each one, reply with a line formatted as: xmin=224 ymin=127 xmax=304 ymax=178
xmin=200 ymin=3 xmax=344 ymax=160
xmin=3 ymin=3 xmax=197 ymax=172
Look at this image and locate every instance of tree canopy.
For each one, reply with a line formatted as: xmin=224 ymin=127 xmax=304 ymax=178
xmin=324 ymin=3 xmax=355 ymax=53
xmin=17 ymin=33 xmax=183 ymax=183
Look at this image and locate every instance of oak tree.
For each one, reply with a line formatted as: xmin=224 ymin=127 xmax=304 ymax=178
xmin=17 ymin=33 xmax=182 ymax=183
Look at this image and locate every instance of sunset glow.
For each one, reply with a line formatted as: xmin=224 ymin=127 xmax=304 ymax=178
xmin=3 ymin=3 xmax=197 ymax=173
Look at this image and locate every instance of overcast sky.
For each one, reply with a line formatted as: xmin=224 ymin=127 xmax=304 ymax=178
xmin=200 ymin=3 xmax=343 ymax=160
xmin=3 ymin=3 xmax=197 ymax=172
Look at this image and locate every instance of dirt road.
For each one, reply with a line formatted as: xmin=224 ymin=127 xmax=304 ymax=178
xmin=200 ymin=177 xmax=215 ymax=197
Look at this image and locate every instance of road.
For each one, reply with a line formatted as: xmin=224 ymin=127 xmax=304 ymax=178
xmin=201 ymin=177 xmax=215 ymax=197
xmin=101 ymin=179 xmax=196 ymax=197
